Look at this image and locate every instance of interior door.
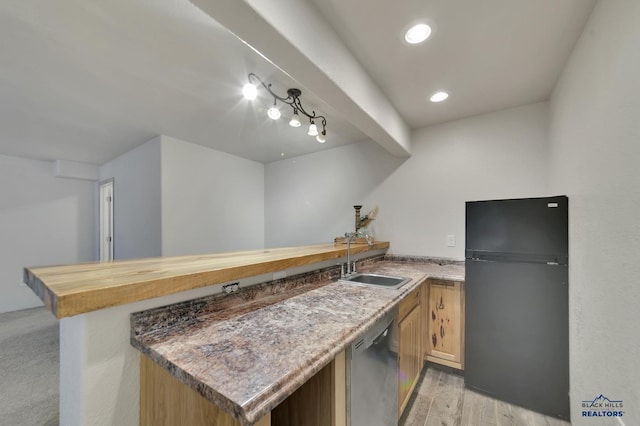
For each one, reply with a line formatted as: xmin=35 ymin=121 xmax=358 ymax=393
xmin=99 ymin=179 xmax=114 ymax=261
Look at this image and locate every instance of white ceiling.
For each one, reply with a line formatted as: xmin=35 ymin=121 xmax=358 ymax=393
xmin=0 ymin=0 xmax=595 ymax=165
xmin=310 ymin=0 xmax=596 ymax=128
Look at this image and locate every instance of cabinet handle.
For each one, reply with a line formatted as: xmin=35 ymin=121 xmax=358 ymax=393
xmin=432 ymin=280 xmax=456 ymax=287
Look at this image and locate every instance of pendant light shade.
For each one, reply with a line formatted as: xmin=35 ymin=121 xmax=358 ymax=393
xmin=267 ymin=106 xmax=281 ymax=120
xmin=289 ymin=110 xmax=301 ymax=127
xmin=242 ymin=83 xmax=257 ymax=100
xmin=308 ymin=122 xmax=318 ymax=136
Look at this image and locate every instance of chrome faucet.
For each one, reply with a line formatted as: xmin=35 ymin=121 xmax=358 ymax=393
xmin=344 ymin=229 xmax=373 ymax=276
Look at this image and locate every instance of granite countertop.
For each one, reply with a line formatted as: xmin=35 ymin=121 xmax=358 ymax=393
xmin=131 ymin=259 xmax=464 ymax=425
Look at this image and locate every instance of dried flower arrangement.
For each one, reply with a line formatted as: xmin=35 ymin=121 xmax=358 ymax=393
xmin=358 ymin=206 xmax=378 ymax=228
xmin=334 ymin=205 xmax=379 ymax=244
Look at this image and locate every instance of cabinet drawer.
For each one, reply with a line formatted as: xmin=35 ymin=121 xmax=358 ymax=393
xmin=399 ymin=286 xmax=420 ymax=320
xmin=429 ymin=278 xmax=461 ymax=287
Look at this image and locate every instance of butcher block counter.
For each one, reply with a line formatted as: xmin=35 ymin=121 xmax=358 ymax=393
xmin=131 ymin=259 xmax=464 ymax=425
xmin=23 ymin=242 xmax=389 ymax=318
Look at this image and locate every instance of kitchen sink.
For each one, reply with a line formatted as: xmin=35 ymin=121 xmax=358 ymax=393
xmin=339 ymin=273 xmax=411 ymax=289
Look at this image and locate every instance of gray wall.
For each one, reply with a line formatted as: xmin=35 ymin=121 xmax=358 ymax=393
xmin=265 ymin=102 xmax=550 ymax=257
xmin=0 ymin=154 xmax=95 ymax=313
xmin=265 ymin=138 xmax=406 ymax=248
xmin=160 ymin=136 xmax=264 ymax=256
xmin=549 ymin=1 xmax=640 ymax=423
xmin=99 ymin=136 xmax=162 ymax=259
xmin=98 ymin=135 xmax=265 ymax=260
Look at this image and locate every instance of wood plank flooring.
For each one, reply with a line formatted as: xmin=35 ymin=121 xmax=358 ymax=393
xmin=400 ymin=367 xmax=571 ymax=426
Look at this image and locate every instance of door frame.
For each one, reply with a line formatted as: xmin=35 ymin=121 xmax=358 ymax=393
xmin=99 ymin=178 xmax=114 ymax=261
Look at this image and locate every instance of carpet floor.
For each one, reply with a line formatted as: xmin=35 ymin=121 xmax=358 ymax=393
xmin=0 ymin=307 xmax=59 ymax=426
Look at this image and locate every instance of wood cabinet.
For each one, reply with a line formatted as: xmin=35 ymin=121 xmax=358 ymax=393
xmin=140 ymin=352 xmax=346 ymax=426
xmin=271 ymin=353 xmax=344 ymax=426
xmin=397 ymin=286 xmax=422 ymax=418
xmin=424 ymin=279 xmax=465 ymax=370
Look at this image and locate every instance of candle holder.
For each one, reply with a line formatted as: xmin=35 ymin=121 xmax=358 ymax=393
xmin=353 ymin=205 xmax=362 ymax=233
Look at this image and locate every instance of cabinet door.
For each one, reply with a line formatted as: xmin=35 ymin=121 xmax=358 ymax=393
xmin=426 ymin=280 xmax=464 ymax=369
xmin=140 ymin=354 xmax=271 ymax=426
xmin=398 ymin=305 xmax=421 ymax=418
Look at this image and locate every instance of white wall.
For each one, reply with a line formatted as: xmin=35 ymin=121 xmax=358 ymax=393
xmin=98 ymin=135 xmax=264 ymax=259
xmin=549 ymin=1 xmax=640 ymax=424
xmin=266 ymin=102 xmax=550 ymax=258
xmin=0 ymin=154 xmax=95 ymax=313
xmin=160 ymin=136 xmax=264 ymax=255
xmin=99 ymin=137 xmax=162 ymax=259
xmin=265 ymin=139 xmax=405 ymax=248
xmin=60 ymin=137 xmax=265 ymax=425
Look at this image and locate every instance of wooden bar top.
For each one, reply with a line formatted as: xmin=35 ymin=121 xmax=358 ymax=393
xmin=23 ymin=242 xmax=389 ymax=318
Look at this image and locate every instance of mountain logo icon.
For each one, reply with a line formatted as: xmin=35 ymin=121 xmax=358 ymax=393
xmin=582 ymin=394 xmax=623 ymax=407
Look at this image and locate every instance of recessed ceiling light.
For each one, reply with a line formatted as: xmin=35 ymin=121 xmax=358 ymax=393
xmin=405 ymin=24 xmax=432 ymax=44
xmin=430 ymin=91 xmax=449 ymax=103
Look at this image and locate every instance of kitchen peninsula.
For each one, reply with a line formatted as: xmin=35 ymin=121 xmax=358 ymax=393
xmin=24 ymin=242 xmax=464 ymax=425
xmin=23 ymin=242 xmax=389 ymax=426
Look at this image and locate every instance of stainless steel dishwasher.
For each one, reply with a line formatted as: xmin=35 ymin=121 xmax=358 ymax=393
xmin=347 ymin=307 xmax=398 ymax=426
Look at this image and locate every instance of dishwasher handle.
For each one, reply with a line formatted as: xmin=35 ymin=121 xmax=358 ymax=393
xmin=372 ymin=326 xmax=390 ymax=346
xmin=351 ymin=312 xmax=396 ymax=355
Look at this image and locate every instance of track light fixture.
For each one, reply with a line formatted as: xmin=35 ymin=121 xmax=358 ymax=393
xmin=242 ymin=73 xmax=327 ymax=143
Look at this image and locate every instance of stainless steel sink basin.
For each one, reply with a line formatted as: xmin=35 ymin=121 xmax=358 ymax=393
xmin=339 ymin=273 xmax=411 ymax=289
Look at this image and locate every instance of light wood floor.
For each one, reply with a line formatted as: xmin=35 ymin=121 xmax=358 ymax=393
xmin=400 ymin=366 xmax=571 ymax=426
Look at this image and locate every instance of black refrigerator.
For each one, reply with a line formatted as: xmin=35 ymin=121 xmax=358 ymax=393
xmin=464 ymin=196 xmax=569 ymax=420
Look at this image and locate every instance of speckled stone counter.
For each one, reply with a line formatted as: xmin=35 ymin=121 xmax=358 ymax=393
xmin=131 ymin=258 xmax=464 ymax=425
